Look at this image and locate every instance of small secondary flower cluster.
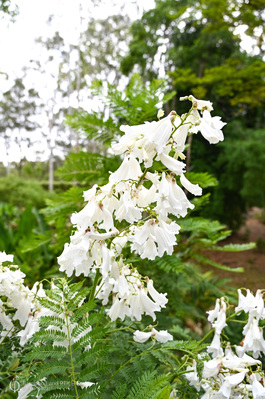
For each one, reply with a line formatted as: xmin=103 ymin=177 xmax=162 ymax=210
xmin=57 ymin=96 xmax=226 ymax=335
xmin=0 ymin=251 xmax=46 ymax=344
xmin=185 ymin=290 xmax=265 ymax=399
xmin=0 ymin=252 xmax=91 ymax=348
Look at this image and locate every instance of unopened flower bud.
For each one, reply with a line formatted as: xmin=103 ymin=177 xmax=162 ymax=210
xmin=157 ymin=109 xmax=164 ymax=119
xmin=169 ymin=110 xmax=177 ymax=122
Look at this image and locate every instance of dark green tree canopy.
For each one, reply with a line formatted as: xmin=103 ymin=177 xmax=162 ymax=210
xmin=121 ymin=0 xmax=264 ymax=116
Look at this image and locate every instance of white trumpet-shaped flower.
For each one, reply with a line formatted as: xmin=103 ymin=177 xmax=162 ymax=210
xmin=202 ymin=358 xmax=221 ymax=378
xmin=180 ymin=173 xmax=202 ymax=196
xmin=0 ymin=251 xmax=14 ymax=264
xmin=192 ymin=110 xmax=226 ymax=144
xmin=235 ymin=289 xmax=265 ymax=320
xmin=133 ymin=327 xmax=173 ymax=343
xmin=155 ymin=174 xmax=194 ymax=218
xmin=207 ymin=331 xmax=224 ymax=358
xmin=218 ymin=369 xmax=249 ymax=399
xmin=250 ymin=373 xmax=265 ymax=399
xmin=109 ymin=153 xmax=143 ymax=188
xmin=180 ymin=95 xmax=214 ymax=112
xmin=113 ymin=112 xmax=175 ymax=161
xmin=146 ymin=278 xmax=168 ymax=308
xmin=130 ymin=218 xmax=180 ymax=260
xmin=207 ymin=297 xmax=227 ymax=334
xmin=71 ymin=199 xmax=115 ymax=232
xmin=241 ymin=317 xmax=265 ymax=358
xmin=115 ymin=189 xmax=142 ymax=223
xmin=158 ymin=152 xmax=186 ymax=175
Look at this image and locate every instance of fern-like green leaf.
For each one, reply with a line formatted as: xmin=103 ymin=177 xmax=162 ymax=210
xmin=71 ymin=313 xmax=104 ymax=338
xmin=56 ymin=152 xmax=106 ymax=182
xmin=23 ymin=345 xmax=66 ymax=361
xmin=68 ymin=280 xmax=86 ymax=294
xmin=38 ymin=298 xmax=63 ymax=314
xmin=38 ymin=316 xmax=65 ymax=328
xmin=45 ymin=289 xmax=64 ymax=303
xmin=111 ymin=383 xmax=127 ymax=399
xmin=71 ymin=327 xmax=107 ymax=353
xmin=67 ymin=287 xmax=91 ymax=311
xmin=69 ymin=300 xmax=96 ymax=324
xmin=180 ymin=217 xmax=227 ymax=234
xmin=31 ymin=360 xmax=68 ymax=381
xmin=139 ymin=374 xmax=171 ymax=399
xmin=48 ymin=390 xmax=77 ymax=399
xmin=154 ymin=254 xmax=185 ymax=274
xmin=75 ymin=345 xmax=110 ymax=367
xmin=31 ymin=329 xmax=67 ymax=343
xmin=185 ymin=172 xmax=218 ymax=188
xmin=194 ymin=253 xmax=244 ymax=273
xmin=78 ymin=384 xmax=102 ymax=399
xmin=126 ymin=370 xmax=156 ymax=399
xmin=21 ymin=233 xmax=52 ymax=253
xmin=210 ymin=242 xmax=256 ymax=252
xmin=79 ymin=362 xmax=111 ymax=381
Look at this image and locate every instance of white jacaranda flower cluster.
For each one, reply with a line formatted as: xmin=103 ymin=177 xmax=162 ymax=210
xmin=206 ymin=297 xmax=227 ymax=358
xmin=57 ymin=97 xmax=226 ymax=334
xmin=0 ymin=252 xmax=92 ymax=349
xmin=0 ymin=251 xmax=46 ymax=343
xmin=185 ymin=290 xmax=265 ymax=399
xmin=235 ymin=289 xmax=265 ymax=358
xmin=97 ymin=267 xmax=168 ymax=322
xmin=180 ymin=95 xmax=226 ymax=144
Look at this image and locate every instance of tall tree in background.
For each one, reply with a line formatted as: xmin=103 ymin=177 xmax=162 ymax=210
xmin=121 ymin=0 xmax=265 ymax=228
xmin=31 ymin=5 xmax=131 ymax=189
xmin=0 ymin=0 xmax=18 ymax=19
xmin=0 ymin=77 xmax=40 ymax=175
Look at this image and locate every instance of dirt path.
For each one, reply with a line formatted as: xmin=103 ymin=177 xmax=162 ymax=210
xmin=203 ymin=208 xmax=265 ymax=292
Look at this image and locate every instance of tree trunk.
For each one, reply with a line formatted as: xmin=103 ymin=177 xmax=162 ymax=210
xmin=49 ymin=146 xmax=54 ymax=191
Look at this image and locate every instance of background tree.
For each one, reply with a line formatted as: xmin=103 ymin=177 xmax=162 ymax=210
xmin=0 ymin=0 xmax=18 ymax=20
xmin=0 ymin=77 xmax=40 ymax=176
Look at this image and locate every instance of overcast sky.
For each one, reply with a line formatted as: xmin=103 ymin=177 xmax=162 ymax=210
xmin=0 ymin=0 xmax=155 ymax=84
xmin=0 ymin=0 xmax=156 ymax=165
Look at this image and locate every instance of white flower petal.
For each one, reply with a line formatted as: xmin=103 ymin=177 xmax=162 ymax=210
xmin=152 ymin=328 xmax=173 ymax=343
xmin=0 ymin=251 xmax=14 ymax=264
xmin=159 ymin=153 xmax=186 ymax=175
xmin=133 ymin=330 xmax=152 ymax=343
xmin=180 ymin=173 xmax=202 ymax=196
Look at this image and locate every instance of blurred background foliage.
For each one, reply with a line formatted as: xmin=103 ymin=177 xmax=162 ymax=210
xmin=0 ymin=0 xmax=264 ymax=347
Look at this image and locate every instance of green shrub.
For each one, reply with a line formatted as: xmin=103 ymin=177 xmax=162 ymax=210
xmin=0 ymin=177 xmax=52 ymax=208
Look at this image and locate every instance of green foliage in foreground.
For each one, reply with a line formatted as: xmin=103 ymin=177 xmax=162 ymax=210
xmin=1 ymin=278 xmax=263 ymax=399
xmin=0 ymin=202 xmax=57 ymax=284
xmin=1 ymin=278 xmax=205 ymax=399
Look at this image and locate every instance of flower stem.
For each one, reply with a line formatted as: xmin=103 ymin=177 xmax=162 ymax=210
xmin=136 ymin=168 xmax=147 ymax=188
xmin=107 ymin=346 xmax=196 ymax=386
xmin=64 ymin=297 xmax=79 ymax=398
xmin=89 ymin=268 xmax=101 ymax=302
xmin=198 ymin=310 xmax=240 ymax=345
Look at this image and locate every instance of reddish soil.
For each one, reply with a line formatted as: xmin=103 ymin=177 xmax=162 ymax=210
xmin=202 ymin=208 xmax=265 ymax=293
